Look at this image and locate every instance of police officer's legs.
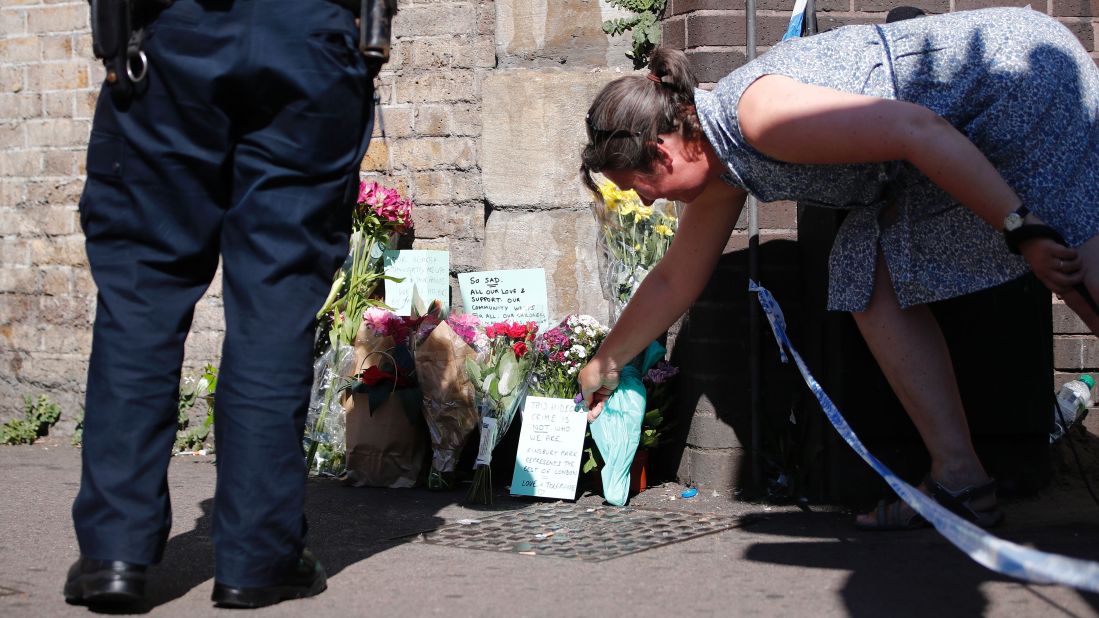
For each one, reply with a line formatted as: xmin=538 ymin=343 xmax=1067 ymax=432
xmin=69 ymin=55 xmax=227 ymax=604
xmin=208 ymin=0 xmax=373 ymax=601
xmin=69 ymin=0 xmax=235 ymax=606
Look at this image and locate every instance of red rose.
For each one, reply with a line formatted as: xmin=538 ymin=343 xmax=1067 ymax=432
xmin=512 ymin=341 xmax=528 ymax=358
xmin=359 ymin=366 xmax=395 ymax=386
xmin=506 ymin=322 xmax=526 ymax=339
xmin=486 ymin=325 xmax=496 ymax=339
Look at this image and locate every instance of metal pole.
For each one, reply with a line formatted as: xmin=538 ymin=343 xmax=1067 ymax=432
xmin=746 ymin=0 xmax=762 ymax=495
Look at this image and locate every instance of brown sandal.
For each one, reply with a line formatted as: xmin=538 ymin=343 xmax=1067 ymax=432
xmin=855 ymin=496 xmax=929 ymax=531
xmin=927 ymin=476 xmax=1005 ymax=529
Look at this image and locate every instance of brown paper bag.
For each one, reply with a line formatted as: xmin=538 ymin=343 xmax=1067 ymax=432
xmin=344 ymin=389 xmax=426 ymax=488
xmin=342 ymin=321 xmax=427 ymax=488
xmin=414 ymin=320 xmax=479 ymax=475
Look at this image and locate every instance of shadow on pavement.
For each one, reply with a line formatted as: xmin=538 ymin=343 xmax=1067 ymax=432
xmin=738 ymin=509 xmax=1099 ymax=617
xmin=145 ymin=477 xmax=453 ymax=609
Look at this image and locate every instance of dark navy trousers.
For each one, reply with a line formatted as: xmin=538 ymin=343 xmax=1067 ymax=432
xmin=74 ymin=0 xmax=373 ymax=587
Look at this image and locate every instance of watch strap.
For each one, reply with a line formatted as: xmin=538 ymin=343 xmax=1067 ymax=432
xmin=1003 ymin=223 xmax=1066 ymax=255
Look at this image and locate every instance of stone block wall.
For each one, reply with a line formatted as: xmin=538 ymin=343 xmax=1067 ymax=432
xmin=0 ymin=0 xmax=638 ymax=432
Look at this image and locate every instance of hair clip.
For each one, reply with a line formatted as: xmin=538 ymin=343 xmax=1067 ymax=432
xmin=585 ymin=113 xmax=644 ymax=142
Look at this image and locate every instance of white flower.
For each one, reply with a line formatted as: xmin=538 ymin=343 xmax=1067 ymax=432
xmin=569 ymin=345 xmax=587 ymax=359
xmin=567 ymin=365 xmax=578 ymax=375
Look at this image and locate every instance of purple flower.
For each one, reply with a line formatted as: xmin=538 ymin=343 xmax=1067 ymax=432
xmin=644 ymin=360 xmax=679 ymax=385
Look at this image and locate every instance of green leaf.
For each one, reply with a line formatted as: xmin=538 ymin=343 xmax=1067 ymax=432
xmin=645 ymin=23 xmax=661 ymax=45
xmin=496 ymin=352 xmax=519 ymax=396
xmin=484 ymin=374 xmax=499 ymax=399
xmin=582 ymin=449 xmax=598 ymax=474
xmin=464 ymin=358 xmax=482 ymax=384
xmin=602 ymin=16 xmax=640 ymax=36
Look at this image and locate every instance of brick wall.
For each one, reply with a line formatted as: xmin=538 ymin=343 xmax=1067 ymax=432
xmin=2 ymin=0 xmax=103 ymax=432
xmin=0 ymin=0 xmax=501 ymax=430
xmin=365 ymin=0 xmax=496 ymax=276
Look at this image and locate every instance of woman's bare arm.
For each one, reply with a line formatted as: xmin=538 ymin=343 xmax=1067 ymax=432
xmin=579 ymin=180 xmax=747 ymax=416
xmin=738 ymin=74 xmax=1082 ymax=292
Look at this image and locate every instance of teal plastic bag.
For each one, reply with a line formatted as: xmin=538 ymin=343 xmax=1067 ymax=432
xmin=589 ymin=341 xmax=666 ymax=506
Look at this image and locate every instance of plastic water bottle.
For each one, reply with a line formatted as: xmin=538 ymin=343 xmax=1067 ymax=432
xmin=1050 ymin=374 xmax=1095 ymax=444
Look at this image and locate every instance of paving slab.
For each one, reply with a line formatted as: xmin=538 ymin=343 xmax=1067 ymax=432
xmin=2 ymin=439 xmax=1098 ymax=617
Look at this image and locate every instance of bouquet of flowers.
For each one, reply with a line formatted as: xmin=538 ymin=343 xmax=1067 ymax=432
xmin=342 ymin=308 xmax=428 ymax=488
xmin=317 ymin=181 xmax=414 ymax=348
xmin=415 ymin=312 xmax=487 ymax=490
xmin=591 ymin=180 xmax=678 ymax=323
xmin=305 ymin=181 xmax=413 ymax=477
xmin=529 ymin=314 xmax=609 ymax=399
xmin=463 ymin=320 xmax=539 ymax=504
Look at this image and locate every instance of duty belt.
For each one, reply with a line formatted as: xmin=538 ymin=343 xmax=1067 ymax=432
xmin=88 ymin=0 xmax=172 ymax=103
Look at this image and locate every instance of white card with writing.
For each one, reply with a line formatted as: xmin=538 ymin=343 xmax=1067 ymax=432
xmin=383 ymin=250 xmax=450 ymax=316
xmin=510 ymin=396 xmax=587 ymax=500
xmin=458 ymin=268 xmax=549 ymax=323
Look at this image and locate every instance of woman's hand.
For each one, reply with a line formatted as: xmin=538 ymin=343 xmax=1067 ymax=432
xmin=1021 ymin=236 xmax=1083 ymax=295
xmin=578 ymin=359 xmax=620 ymax=423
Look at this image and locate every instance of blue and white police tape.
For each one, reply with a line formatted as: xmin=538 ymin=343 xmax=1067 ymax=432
xmin=781 ymin=0 xmax=809 ymax=41
xmin=749 ymin=279 xmax=1099 ymax=593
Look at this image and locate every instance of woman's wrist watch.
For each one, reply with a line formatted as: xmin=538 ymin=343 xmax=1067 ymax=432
xmin=1001 ymin=205 xmax=1031 ymax=255
xmin=1002 ymin=204 xmax=1029 ymax=233
xmin=1002 ymin=204 xmax=1066 ymax=254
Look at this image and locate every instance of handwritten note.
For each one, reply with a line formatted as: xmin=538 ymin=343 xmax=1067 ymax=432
xmin=510 ymin=397 xmax=587 ymax=500
xmin=458 ymin=268 xmax=548 ymax=323
xmin=383 ymin=250 xmax=450 ymax=316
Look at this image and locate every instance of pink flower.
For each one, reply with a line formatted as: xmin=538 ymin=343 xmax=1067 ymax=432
xmin=446 ymin=313 xmax=482 ymax=347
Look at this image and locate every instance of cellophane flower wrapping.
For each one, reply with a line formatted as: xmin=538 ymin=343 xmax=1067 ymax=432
xmin=414 ymin=315 xmax=486 ymax=490
xmin=462 ymin=320 xmax=539 ymax=504
xmin=589 ymin=341 xmax=667 ymax=506
xmin=591 ymin=180 xmax=678 ymax=324
xmin=306 ymin=182 xmax=414 ymax=475
xmin=304 ymin=343 xmax=355 ymax=477
xmin=529 ymin=315 xmax=609 ymax=399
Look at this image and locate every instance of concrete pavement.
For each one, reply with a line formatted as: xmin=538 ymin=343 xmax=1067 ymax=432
xmin=2 ymin=439 xmax=1098 ymax=617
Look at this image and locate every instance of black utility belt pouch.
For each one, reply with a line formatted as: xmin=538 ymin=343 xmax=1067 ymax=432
xmin=327 ymin=0 xmax=398 ymax=76
xmin=88 ymin=0 xmax=173 ymax=101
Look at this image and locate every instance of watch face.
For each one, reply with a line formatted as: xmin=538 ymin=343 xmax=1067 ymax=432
xmin=1004 ymin=212 xmax=1024 ymax=231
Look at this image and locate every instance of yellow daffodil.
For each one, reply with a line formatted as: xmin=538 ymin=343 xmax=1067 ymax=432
xmin=634 ymin=205 xmax=654 ymax=220
xmin=618 ymin=201 xmax=637 ymax=217
xmin=654 ymin=223 xmax=674 ymax=237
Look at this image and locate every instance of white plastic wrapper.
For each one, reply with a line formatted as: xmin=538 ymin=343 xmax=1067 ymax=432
xmin=304 ymin=343 xmax=355 ymax=477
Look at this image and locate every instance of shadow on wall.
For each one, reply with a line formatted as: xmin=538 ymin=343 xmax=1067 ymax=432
xmin=659 ymin=239 xmax=806 ymax=499
xmin=657 ymin=224 xmax=1053 ymax=509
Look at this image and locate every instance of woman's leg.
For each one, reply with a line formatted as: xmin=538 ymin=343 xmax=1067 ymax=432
xmin=851 ymin=253 xmax=996 ymax=524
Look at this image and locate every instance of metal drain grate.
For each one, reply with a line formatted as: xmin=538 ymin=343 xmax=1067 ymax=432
xmin=419 ymin=502 xmax=740 ymax=561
